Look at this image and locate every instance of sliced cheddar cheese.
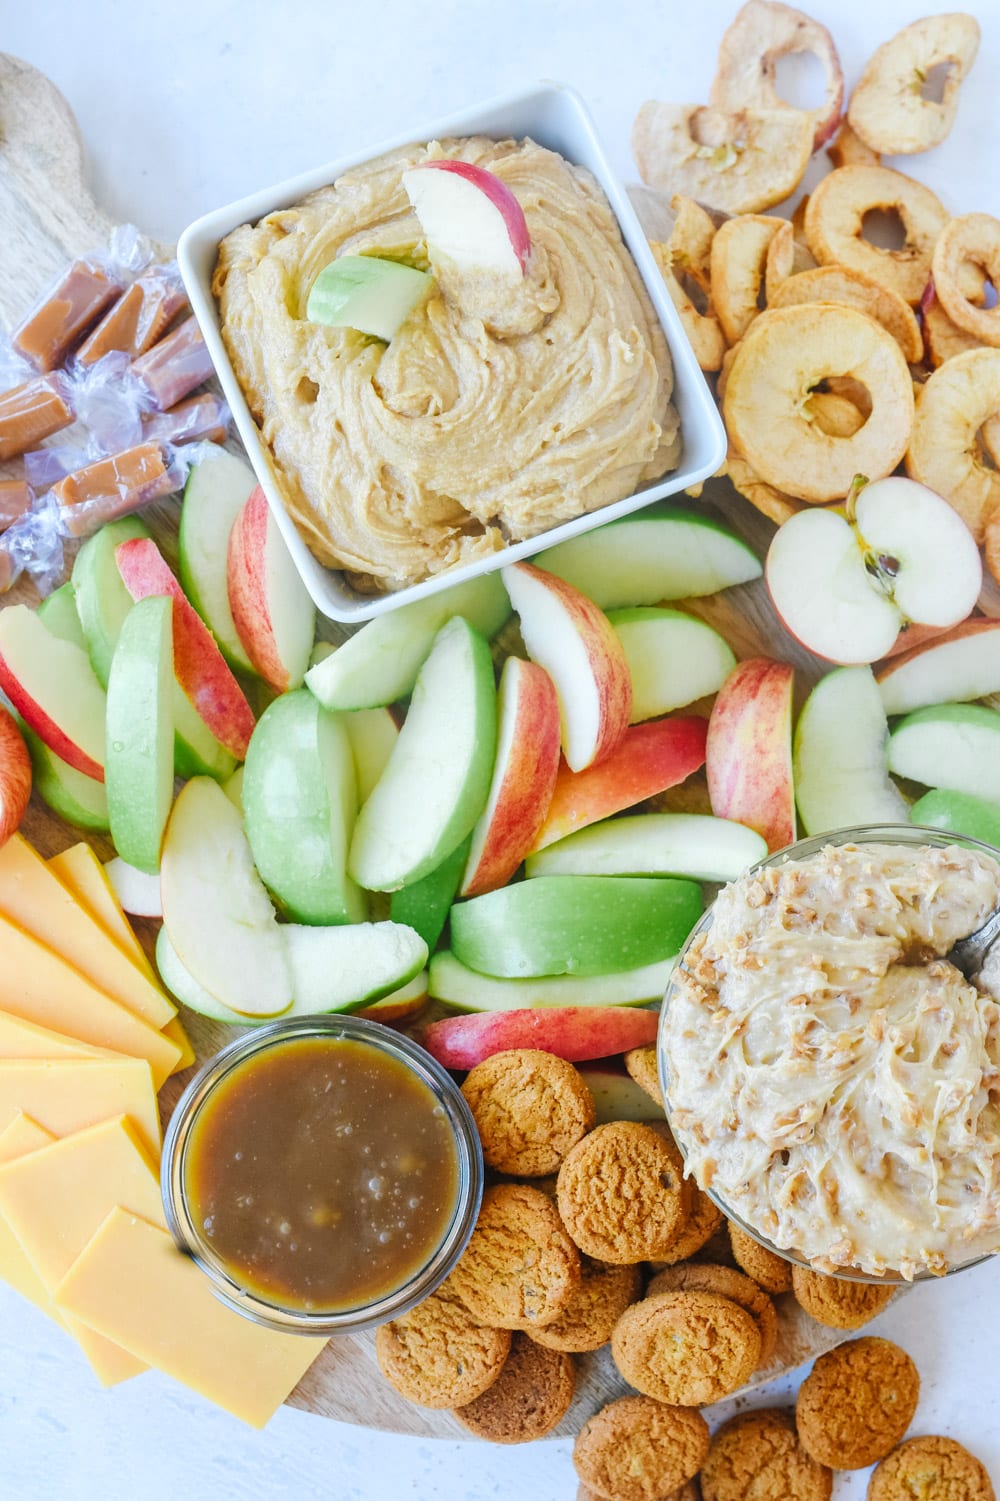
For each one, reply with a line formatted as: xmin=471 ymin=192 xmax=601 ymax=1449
xmin=0 ymin=1113 xmax=58 ymax=1315
xmin=0 ymin=1009 xmax=121 ymax=1062
xmin=0 ymin=1059 xmax=160 ymax=1159
xmin=54 ymin=1208 xmax=328 ymax=1427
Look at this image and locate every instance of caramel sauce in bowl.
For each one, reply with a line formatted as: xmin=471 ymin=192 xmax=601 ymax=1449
xmin=162 ymin=1017 xmax=483 ymax=1334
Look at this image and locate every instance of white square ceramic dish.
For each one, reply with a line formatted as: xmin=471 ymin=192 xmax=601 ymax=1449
xmin=178 ymin=82 xmax=727 ymax=624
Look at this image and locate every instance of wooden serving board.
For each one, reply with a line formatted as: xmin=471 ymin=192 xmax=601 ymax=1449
xmin=0 ymin=52 xmax=907 ymax=1437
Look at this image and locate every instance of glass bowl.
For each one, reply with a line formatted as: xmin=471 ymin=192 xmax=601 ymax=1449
xmin=162 ymin=1015 xmax=484 ymax=1334
xmin=658 ymin=823 xmax=1000 ymax=1286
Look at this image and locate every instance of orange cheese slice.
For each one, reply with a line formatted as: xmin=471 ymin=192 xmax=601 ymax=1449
xmin=0 ymin=1113 xmax=58 ymax=1315
xmin=0 ymin=1009 xmax=121 ymax=1061
xmin=0 ymin=1058 xmax=160 ymax=1159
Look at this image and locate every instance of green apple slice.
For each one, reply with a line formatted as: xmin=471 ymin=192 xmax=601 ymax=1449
xmin=526 ymin=813 xmax=767 ymax=882
xmin=243 ymin=690 xmax=364 ymax=925
xmin=609 ymin=607 xmax=736 ymax=721
xmin=910 ymin=788 xmax=1000 ymax=850
xmin=25 ymin=732 xmax=109 ymax=832
xmin=428 ymin=949 xmax=677 ymax=1011
xmin=37 ymin=583 xmax=86 ymax=649
xmin=390 ymin=835 xmax=471 ymax=949
xmin=178 ymin=447 xmax=257 ymax=674
xmin=307 ymin=255 xmax=434 ymax=341
xmin=344 ymin=707 xmax=399 ymax=803
xmin=348 ymin=617 xmax=497 ymax=891
xmin=794 ymin=666 xmax=910 ymax=835
xmin=532 ymin=505 xmax=762 ymax=609
xmin=888 ymin=703 xmax=1000 ymax=803
xmin=222 ymin=765 xmax=244 ymax=812
xmin=306 ymin=573 xmax=509 ymax=710
xmin=71 ymin=516 xmax=151 ymax=686
xmin=160 ymin=776 xmax=292 ymax=1017
xmin=106 ymin=597 xmax=175 ymax=875
xmin=450 ymin=875 xmax=701 ymax=979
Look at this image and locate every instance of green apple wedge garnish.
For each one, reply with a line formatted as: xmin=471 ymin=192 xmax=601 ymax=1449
xmin=450 ymin=875 xmax=701 ymax=979
xmin=305 ymin=574 xmax=509 ymax=710
xmin=910 ymin=788 xmax=1000 ymax=850
xmin=106 ymin=597 xmax=175 ymax=875
xmin=532 ymin=504 xmax=762 ymax=609
xmin=608 ymin=607 xmax=735 ymax=722
xmin=794 ymin=666 xmax=909 ymax=836
xmin=888 ymin=703 xmax=1000 ymax=804
xmin=390 ymin=835 xmax=471 ymax=950
xmin=348 ymin=616 xmax=497 ymax=891
xmin=178 ymin=447 xmax=258 ymax=675
xmin=428 ymin=949 xmax=678 ymax=1011
xmin=243 ymin=690 xmax=365 ymax=925
xmin=71 ymin=517 xmax=152 ymax=686
xmin=526 ymin=813 xmax=767 ymax=883
xmin=307 ymin=255 xmax=434 ymax=342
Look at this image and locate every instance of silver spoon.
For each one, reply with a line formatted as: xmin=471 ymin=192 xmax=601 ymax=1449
xmin=948 ymin=906 xmax=1000 ymax=980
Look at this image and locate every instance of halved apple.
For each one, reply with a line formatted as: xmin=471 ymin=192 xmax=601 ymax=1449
xmin=105 ymin=857 xmax=163 ymax=919
xmin=877 ymin=619 xmax=1000 ymax=716
xmin=533 ymin=505 xmax=762 ymax=609
xmin=707 ymin=657 xmax=795 ymax=853
xmin=609 ymin=608 xmax=736 ymax=722
xmin=306 ymin=255 xmax=434 ymax=340
xmin=348 ymin=617 xmax=496 ymax=892
xmin=72 ymin=516 xmax=152 ymax=686
xmin=160 ymin=776 xmax=293 ymax=1018
xmin=887 ymin=703 xmax=1000 ymax=803
xmin=0 ymin=707 xmax=30 ymax=850
xmin=793 ymin=666 xmax=909 ymax=835
xmin=177 ymin=447 xmax=258 ymax=674
xmin=503 ymin=561 xmax=631 ymax=771
xmin=105 ymin=596 xmax=175 ymax=874
xmin=0 ymin=606 xmax=106 ymax=781
xmin=305 ymin=573 xmax=509 ymax=710
xmin=428 ymin=949 xmax=678 ymax=1012
xmin=420 ymin=1003 xmax=661 ymax=1067
xmin=343 ymin=706 xmax=399 ymax=803
xmin=910 ymin=788 xmax=1000 ymax=849
xmin=227 ymin=485 xmax=316 ymax=692
xmin=526 ymin=812 xmax=767 ymax=882
xmin=403 ymin=160 xmax=531 ymax=277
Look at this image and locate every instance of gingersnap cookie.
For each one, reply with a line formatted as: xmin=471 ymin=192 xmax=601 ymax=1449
xmin=728 ymin=1223 xmax=793 ymax=1294
xmin=645 ymin=1262 xmax=777 ymax=1366
xmin=573 ymin=1394 xmax=710 ymax=1501
xmin=792 ymin=1266 xmax=894 ymax=1330
xmin=374 ymin=1282 xmax=511 ymax=1408
xmin=868 ymin=1435 xmax=995 ymax=1501
xmin=796 ymin=1337 xmax=920 ymax=1470
xmin=452 ymin=1331 xmax=575 ymax=1443
xmin=529 ymin=1256 xmax=643 ymax=1353
xmin=700 ymin=1408 xmax=832 ymax=1501
xmin=448 ymin=1182 xmax=580 ymax=1330
xmin=461 ymin=1049 xmax=596 ymax=1176
xmin=624 ymin=1045 xmax=664 ymax=1108
xmin=650 ymin=1186 xmax=724 ymax=1266
xmin=612 ymin=1290 xmax=761 ymax=1406
xmin=578 ymin=1485 xmax=701 ymax=1501
xmin=557 ymin=1121 xmax=687 ymax=1263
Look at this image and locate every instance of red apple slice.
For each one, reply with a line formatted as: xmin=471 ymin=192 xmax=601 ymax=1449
xmin=115 ymin=538 xmax=255 ymax=761
xmin=0 ymin=606 xmax=106 ymax=781
xmin=461 ymin=657 xmax=561 ymax=896
xmin=877 ymin=618 xmax=1000 ymax=716
xmin=403 ymin=160 xmax=531 ymax=277
xmin=227 ymin=486 xmax=316 ymax=692
xmin=707 ymin=657 xmax=795 ymax=853
xmin=503 ymin=562 xmax=631 ymax=772
xmin=0 ymin=707 xmax=31 ymax=847
xmin=420 ymin=1005 xmax=660 ymax=1070
xmin=531 ymin=717 xmax=709 ymax=852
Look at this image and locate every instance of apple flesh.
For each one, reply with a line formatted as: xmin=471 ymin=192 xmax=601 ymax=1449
xmin=178 ymin=447 xmax=258 ymax=674
xmin=793 ymin=666 xmax=909 ymax=835
xmin=0 ymin=605 xmax=106 ymax=781
xmin=449 ymin=874 xmax=701 ymax=979
xmin=349 ymin=616 xmax=497 ymax=891
xmin=227 ymin=485 xmax=316 ymax=692
xmin=105 ymin=596 xmax=175 ymax=875
xmin=36 ymin=582 xmax=86 ymax=649
xmin=526 ymin=812 xmax=767 ymax=882
xmin=503 ymin=561 xmax=631 ymax=772
xmin=707 ymin=657 xmax=795 ymax=853
xmin=390 ymin=836 xmax=470 ymax=950
xmin=877 ymin=619 xmax=1000 ymax=716
xmin=910 ymin=788 xmax=1000 ymax=850
xmin=428 ymin=949 xmax=678 ymax=1012
xmin=532 ymin=716 xmax=708 ymax=851
xmin=403 ymin=160 xmax=531 ymax=277
xmin=343 ymin=707 xmax=399 ymax=803
xmin=420 ymin=1005 xmax=660 ymax=1070
xmin=71 ymin=516 xmax=152 ymax=686
xmin=0 ymin=707 xmax=30 ymax=850
xmin=24 ymin=732 xmax=108 ymax=832
xmin=242 ymin=689 xmax=364 ymax=926
xmin=888 ymin=703 xmax=1000 ymax=803
xmin=105 ymin=857 xmax=163 ymax=919
xmin=579 ymin=1061 xmax=663 ymax=1124
xmin=306 ymin=255 xmax=434 ymax=340
xmin=533 ymin=504 xmax=762 ymax=609
xmin=461 ymin=657 xmax=561 ymax=896
xmin=305 ymin=573 xmax=509 ymax=711
xmin=609 ymin=607 xmax=736 ymax=722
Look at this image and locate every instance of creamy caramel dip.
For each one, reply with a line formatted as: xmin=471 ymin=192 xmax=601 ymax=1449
xmin=214 ymin=136 xmax=679 ymax=592
xmin=662 ymin=843 xmax=1000 ymax=1280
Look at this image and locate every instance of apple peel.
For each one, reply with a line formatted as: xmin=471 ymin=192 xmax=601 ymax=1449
xmin=632 ymin=102 xmax=812 ymax=216
xmin=709 ymin=213 xmax=783 ymax=345
xmin=768 ymin=264 xmax=923 ymax=364
xmin=420 ymin=1006 xmax=660 ymax=1071
xmin=710 ymin=0 xmax=844 ymax=152
xmin=847 ymin=13 xmax=980 ymax=156
xmin=905 ymin=346 xmax=1000 ymax=542
xmin=804 ymin=164 xmax=948 ymax=305
xmin=0 ymin=707 xmax=31 ymax=849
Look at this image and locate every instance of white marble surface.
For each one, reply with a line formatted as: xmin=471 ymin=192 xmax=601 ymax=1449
xmin=3 ymin=1 xmax=1000 ymax=1496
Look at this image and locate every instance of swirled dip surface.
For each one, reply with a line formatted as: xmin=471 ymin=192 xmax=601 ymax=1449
xmin=662 ymin=843 xmax=1000 ymax=1280
xmin=214 ymin=137 xmax=678 ymax=591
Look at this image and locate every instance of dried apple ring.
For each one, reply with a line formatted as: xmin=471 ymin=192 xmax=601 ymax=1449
xmin=848 ymin=13 xmax=981 ymax=156
xmin=763 ymin=220 xmax=816 ymax=303
xmin=827 ymin=120 xmax=880 ymax=169
xmin=985 ymin=508 xmax=1000 ymax=588
xmin=710 ymin=0 xmax=845 ymax=151
xmin=933 ymin=214 xmax=1000 ymax=348
xmin=905 ymin=346 xmax=1000 ymax=541
xmin=723 ymin=303 xmax=914 ymax=501
xmin=768 ymin=264 xmax=923 ymax=362
xmin=804 ymin=391 xmax=866 ymax=438
xmin=982 ymin=414 xmax=1000 ymax=470
xmin=804 ymin=165 xmax=948 ymax=305
xmin=649 ymin=196 xmax=726 ymax=372
xmin=632 ymin=103 xmax=812 ymax=216
xmin=724 ymin=447 xmax=805 ymax=525
xmin=710 ymin=215 xmax=783 ymax=345
xmin=923 ymin=292 xmax=982 ymax=368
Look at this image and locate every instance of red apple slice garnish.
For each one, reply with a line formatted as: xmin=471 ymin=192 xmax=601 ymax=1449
xmin=0 ymin=706 xmax=32 ymax=847
xmin=227 ymin=485 xmax=316 ymax=692
xmin=707 ymin=657 xmax=795 ymax=854
xmin=421 ymin=1004 xmax=660 ymax=1070
xmin=0 ymin=606 xmax=106 ymax=781
xmin=402 ymin=160 xmax=532 ymax=278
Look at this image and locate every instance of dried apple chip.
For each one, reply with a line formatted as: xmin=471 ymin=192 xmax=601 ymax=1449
xmin=804 ymin=164 xmax=948 ymax=305
xmin=932 ymin=213 xmax=1000 ymax=349
xmin=710 ymin=0 xmax=844 ymax=151
xmin=710 ymin=215 xmax=784 ymax=344
xmin=768 ymin=263 xmax=923 ymax=362
xmin=848 ymin=13 xmax=981 ymax=155
xmin=922 ymin=287 xmax=984 ymax=368
xmin=827 ymin=120 xmax=881 ymax=169
xmin=763 ymin=220 xmax=816 ymax=303
xmin=905 ymin=346 xmax=1000 ymax=541
xmin=632 ymin=103 xmax=812 ymax=216
xmin=649 ymin=196 xmax=726 ymax=372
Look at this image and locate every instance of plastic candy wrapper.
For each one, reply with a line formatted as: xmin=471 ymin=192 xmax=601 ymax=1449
xmin=10 ymin=350 xmax=146 ymax=477
xmin=0 ymin=372 xmax=75 ymax=462
xmin=141 ymin=392 xmax=230 ymax=447
xmin=130 ymin=315 xmax=214 ymax=411
xmin=0 ymin=480 xmax=33 ymax=532
xmin=77 ymin=260 xmax=188 ymax=366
